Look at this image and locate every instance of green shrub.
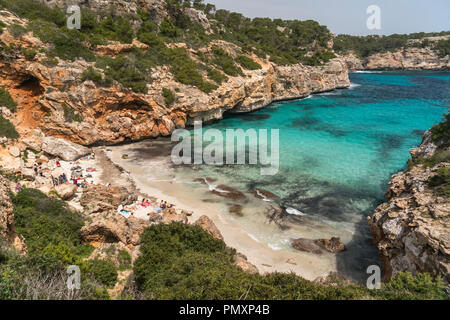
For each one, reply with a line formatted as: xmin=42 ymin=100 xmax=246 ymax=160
xmin=207 ymin=68 xmax=228 ymax=85
xmin=428 ymin=167 xmax=450 ymax=197
xmin=62 ymin=103 xmax=83 ymax=123
xmin=91 ymin=259 xmax=118 ymax=288
xmin=0 ymin=0 xmax=66 ymax=27
xmin=22 ymin=47 xmax=37 ymax=61
xmin=0 ymin=115 xmax=18 ymax=139
xmin=12 ymin=188 xmax=84 ymax=253
xmin=212 ymin=46 xmax=242 ymax=76
xmin=0 ymin=87 xmax=16 ymax=112
xmin=159 ymin=18 xmax=178 ymax=38
xmin=118 ymin=249 xmax=132 ymax=270
xmin=41 ymin=56 xmax=59 ymax=67
xmin=430 ymin=113 xmax=450 ymax=147
xmin=376 ymin=272 xmax=447 ymax=300
xmin=162 ymin=88 xmax=175 ymax=106
xmin=7 ymin=24 xmax=26 ymax=37
xmin=81 ymin=66 xmax=112 ymax=87
xmin=133 ymin=223 xmax=447 ymax=300
xmin=236 ymin=55 xmax=261 ymax=70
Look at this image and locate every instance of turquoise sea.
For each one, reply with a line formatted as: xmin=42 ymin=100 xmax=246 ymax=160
xmin=190 ymin=70 xmax=449 ymax=279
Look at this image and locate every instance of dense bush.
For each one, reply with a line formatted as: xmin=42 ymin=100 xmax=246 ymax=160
xmin=207 ymin=68 xmax=228 ymax=85
xmin=12 ymin=189 xmax=85 ymax=252
xmin=162 ymin=88 xmax=175 ymax=106
xmin=435 ymin=39 xmax=450 ymax=58
xmin=431 ymin=112 xmax=450 ymax=146
xmin=91 ymin=259 xmax=118 ymax=288
xmin=133 ymin=223 xmax=447 ymax=300
xmin=0 ymin=115 xmax=18 ymax=139
xmin=334 ymin=32 xmax=450 ymax=58
xmin=0 ymin=87 xmax=16 ymax=112
xmin=212 ymin=46 xmax=242 ymax=76
xmin=0 ymin=188 xmax=119 ymax=299
xmin=428 ymin=167 xmax=450 ymax=197
xmin=236 ymin=55 xmax=261 ymax=70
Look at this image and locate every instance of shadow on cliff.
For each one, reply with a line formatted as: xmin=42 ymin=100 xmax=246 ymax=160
xmin=335 ymin=215 xmax=383 ymax=284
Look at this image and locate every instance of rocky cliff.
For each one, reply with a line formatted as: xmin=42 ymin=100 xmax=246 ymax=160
xmin=367 ymin=131 xmax=450 ymax=285
xmin=0 ymin=3 xmax=349 ymax=147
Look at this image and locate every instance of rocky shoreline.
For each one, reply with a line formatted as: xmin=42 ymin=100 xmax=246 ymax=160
xmin=367 ymin=131 xmax=449 ymax=287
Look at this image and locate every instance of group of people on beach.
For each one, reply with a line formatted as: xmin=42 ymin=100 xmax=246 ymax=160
xmin=152 ymin=200 xmax=174 ymax=214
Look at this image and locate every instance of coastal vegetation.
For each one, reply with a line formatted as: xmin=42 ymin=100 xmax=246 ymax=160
xmin=0 ymin=0 xmax=335 ymax=94
xmin=0 ymin=115 xmax=18 ymax=139
xmin=0 ymin=189 xmax=112 ymax=299
xmin=129 ymin=223 xmax=447 ymax=300
xmin=0 ymin=184 xmax=447 ymax=300
xmin=0 ymin=87 xmax=16 ymax=112
xmin=334 ymin=31 xmax=450 ymax=58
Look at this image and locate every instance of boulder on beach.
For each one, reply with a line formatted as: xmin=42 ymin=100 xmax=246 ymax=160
xmin=41 ymin=136 xmax=91 ymax=161
xmin=194 ymin=215 xmax=223 ymax=241
xmin=228 ymin=204 xmax=243 ymax=216
xmin=80 ymin=184 xmax=135 ymax=214
xmin=54 ymin=183 xmax=77 ymax=200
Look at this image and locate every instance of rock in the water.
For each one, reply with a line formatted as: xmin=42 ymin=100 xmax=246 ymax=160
xmin=291 ymin=238 xmax=323 ymax=254
xmin=194 ymin=215 xmax=223 ymax=241
xmin=314 ymin=237 xmax=346 ymax=253
xmin=41 ymin=136 xmax=90 ymax=161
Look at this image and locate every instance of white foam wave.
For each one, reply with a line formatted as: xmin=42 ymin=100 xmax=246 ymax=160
xmin=286 ymin=207 xmax=307 ymax=216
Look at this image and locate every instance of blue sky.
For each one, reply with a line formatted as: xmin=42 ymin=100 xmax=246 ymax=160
xmin=207 ymin=0 xmax=450 ymax=35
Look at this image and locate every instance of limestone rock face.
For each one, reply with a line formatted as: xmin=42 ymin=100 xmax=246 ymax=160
xmin=0 ymin=14 xmax=350 ymax=146
xmin=41 ymin=136 xmax=91 ymax=161
xmin=364 ymin=47 xmax=450 ymax=70
xmin=194 ymin=215 xmax=224 ymax=241
xmin=0 ymin=175 xmax=26 ymax=252
xmin=367 ymin=134 xmax=450 ymax=285
xmin=80 ymin=212 xmax=149 ymax=246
